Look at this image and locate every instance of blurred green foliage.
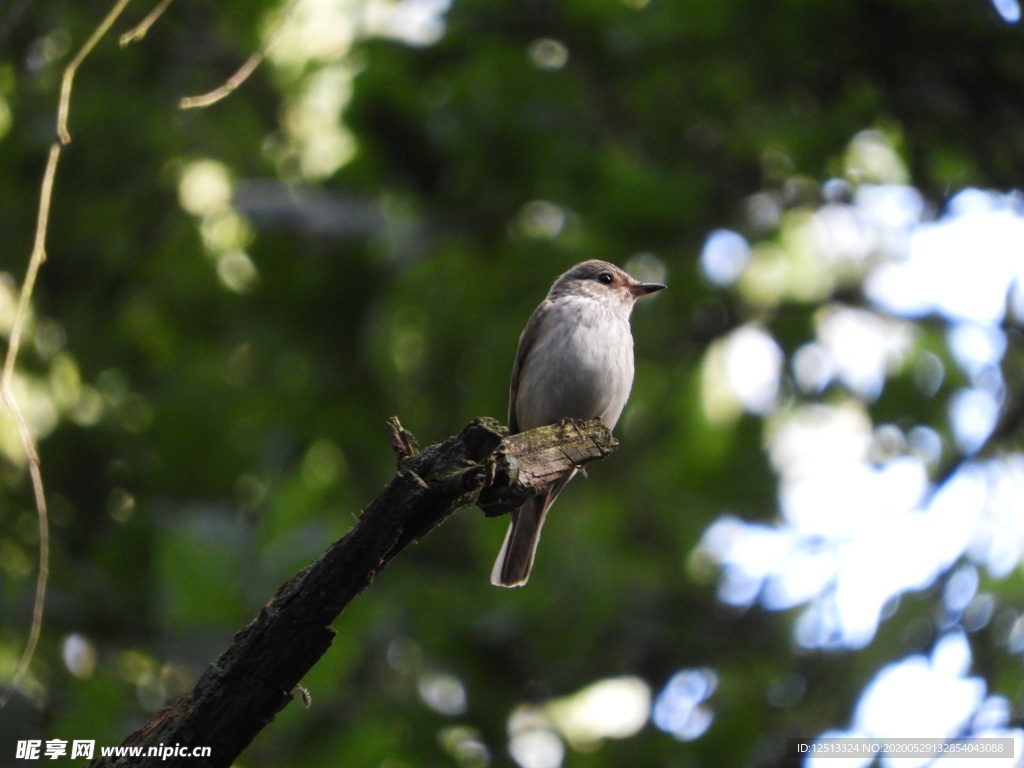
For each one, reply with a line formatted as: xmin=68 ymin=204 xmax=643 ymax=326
xmin=1 ymin=1 xmax=1024 ymax=766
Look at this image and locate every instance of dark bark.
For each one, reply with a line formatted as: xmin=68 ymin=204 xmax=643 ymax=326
xmin=86 ymin=416 xmax=616 ymax=768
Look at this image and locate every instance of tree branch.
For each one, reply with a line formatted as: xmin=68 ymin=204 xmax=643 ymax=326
xmin=87 ymin=416 xmax=617 ymax=768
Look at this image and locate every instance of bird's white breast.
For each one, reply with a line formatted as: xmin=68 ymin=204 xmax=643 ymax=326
xmin=515 ymin=294 xmax=635 ymax=431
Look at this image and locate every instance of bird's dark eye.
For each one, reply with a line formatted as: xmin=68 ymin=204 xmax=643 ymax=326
xmin=597 ymin=272 xmax=614 ymax=285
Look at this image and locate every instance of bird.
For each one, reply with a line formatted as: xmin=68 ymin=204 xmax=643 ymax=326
xmin=490 ymin=260 xmax=665 ymax=587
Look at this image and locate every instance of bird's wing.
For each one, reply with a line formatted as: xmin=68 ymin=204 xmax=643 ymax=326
xmin=508 ymin=298 xmax=552 ymax=434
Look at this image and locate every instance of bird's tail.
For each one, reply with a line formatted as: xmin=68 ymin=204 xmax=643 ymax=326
xmin=490 ymin=470 xmax=576 ymax=587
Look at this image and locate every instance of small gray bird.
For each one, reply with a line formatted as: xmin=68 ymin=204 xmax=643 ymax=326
xmin=491 ymin=260 xmax=665 ymax=587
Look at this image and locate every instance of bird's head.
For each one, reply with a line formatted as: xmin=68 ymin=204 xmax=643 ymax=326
xmin=549 ymin=260 xmax=666 ymax=310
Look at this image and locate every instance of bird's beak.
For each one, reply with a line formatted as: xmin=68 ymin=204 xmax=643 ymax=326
xmin=628 ymin=281 xmax=666 ymax=298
